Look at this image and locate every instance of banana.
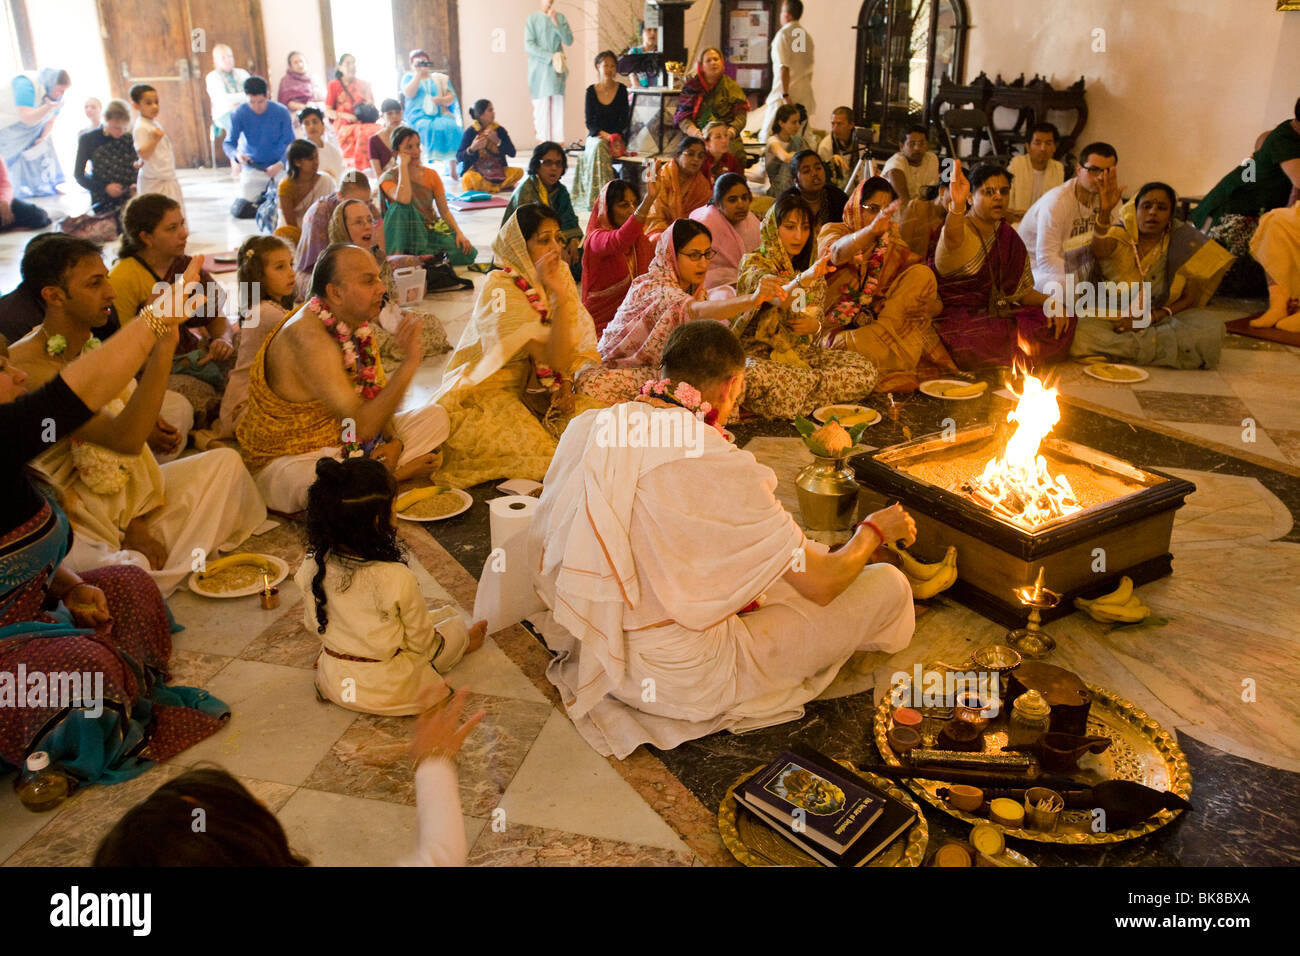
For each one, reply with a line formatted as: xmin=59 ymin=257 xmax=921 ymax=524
xmin=1086 ymin=596 xmax=1150 ymax=624
xmin=198 ymin=553 xmax=276 ymax=578
xmin=396 ymin=486 xmax=447 ymax=512
xmin=941 ymin=381 xmax=988 ymax=398
xmin=906 ymin=546 xmax=958 ymax=600
xmin=1093 ymin=576 xmax=1134 ymax=607
xmin=886 ymin=542 xmax=950 ymax=581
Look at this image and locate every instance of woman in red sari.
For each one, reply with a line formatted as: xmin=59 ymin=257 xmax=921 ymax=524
xmin=325 ymin=53 xmax=380 ymax=171
xmin=933 ymin=161 xmax=1073 ymax=370
xmin=580 ymin=178 xmax=659 ymax=336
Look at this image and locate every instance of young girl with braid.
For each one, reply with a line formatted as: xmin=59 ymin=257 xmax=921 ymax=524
xmin=295 ymin=457 xmax=485 ymax=714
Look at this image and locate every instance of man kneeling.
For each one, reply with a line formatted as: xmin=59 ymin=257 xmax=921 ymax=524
xmin=237 ymin=243 xmax=449 ymax=513
xmin=527 ymin=319 xmax=917 ymax=758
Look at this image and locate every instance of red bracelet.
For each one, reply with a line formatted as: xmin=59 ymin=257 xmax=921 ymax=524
xmin=857 ymin=519 xmax=886 ymax=544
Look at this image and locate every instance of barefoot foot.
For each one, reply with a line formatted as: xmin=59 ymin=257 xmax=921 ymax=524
xmin=465 ymin=620 xmax=487 ymax=654
xmin=1276 ymin=311 xmax=1300 ymax=333
xmin=1249 ymin=306 xmax=1287 ymax=328
xmin=394 ymin=449 xmax=443 ymax=482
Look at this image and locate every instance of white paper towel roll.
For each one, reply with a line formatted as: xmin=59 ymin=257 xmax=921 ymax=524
xmin=473 ymin=495 xmax=544 ymax=635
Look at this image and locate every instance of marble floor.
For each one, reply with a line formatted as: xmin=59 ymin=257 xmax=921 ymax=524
xmin=2 ymin=168 xmax=1298 ymax=866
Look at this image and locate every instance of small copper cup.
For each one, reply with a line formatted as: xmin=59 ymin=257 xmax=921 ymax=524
xmin=260 ymin=586 xmax=280 ymax=610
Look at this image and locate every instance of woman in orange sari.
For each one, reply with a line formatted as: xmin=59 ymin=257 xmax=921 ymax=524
xmin=325 ymin=53 xmax=380 ymax=171
xmin=642 ymin=136 xmax=712 ymax=242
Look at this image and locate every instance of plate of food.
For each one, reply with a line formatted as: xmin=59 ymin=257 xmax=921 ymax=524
xmin=1083 ymin=362 xmax=1149 ymax=383
xmin=919 ymin=379 xmax=989 ymax=400
xmin=395 ymin=487 xmax=473 ymax=522
xmin=189 ymin=553 xmax=289 ymax=599
xmin=812 ymin=404 xmax=882 ymax=427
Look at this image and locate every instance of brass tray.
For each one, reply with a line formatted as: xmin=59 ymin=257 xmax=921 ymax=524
xmin=719 ymin=762 xmax=929 ymax=867
xmin=872 ymin=681 xmax=1193 ymax=844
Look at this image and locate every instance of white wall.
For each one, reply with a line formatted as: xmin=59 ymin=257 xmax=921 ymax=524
xmin=800 ymin=0 xmax=1300 ymax=197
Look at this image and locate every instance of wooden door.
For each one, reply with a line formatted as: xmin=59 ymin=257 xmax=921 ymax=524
xmin=187 ymin=0 xmax=267 ymax=150
xmin=97 ymin=0 xmax=209 ymax=167
xmin=390 ymin=0 xmax=460 ymax=99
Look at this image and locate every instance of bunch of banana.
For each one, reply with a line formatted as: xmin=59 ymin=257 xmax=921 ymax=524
xmin=932 ymin=380 xmax=988 ymax=398
xmin=1073 ymin=576 xmax=1150 ymax=624
xmin=887 ymin=543 xmax=958 ymax=599
xmin=197 ymin=553 xmax=277 ymax=578
xmin=395 ymin=485 xmax=449 ymax=512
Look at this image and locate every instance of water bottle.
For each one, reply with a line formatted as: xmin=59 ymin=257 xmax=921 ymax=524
xmin=16 ymin=752 xmax=69 ymax=813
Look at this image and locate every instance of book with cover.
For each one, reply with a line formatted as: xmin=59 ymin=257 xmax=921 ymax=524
xmin=736 ymin=749 xmax=884 ymax=854
xmin=737 ymin=745 xmax=918 ymax=867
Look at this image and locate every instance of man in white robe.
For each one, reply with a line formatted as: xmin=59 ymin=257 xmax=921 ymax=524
xmin=526 ymin=320 xmax=917 ymax=758
xmin=760 ymin=1 xmax=817 ymax=140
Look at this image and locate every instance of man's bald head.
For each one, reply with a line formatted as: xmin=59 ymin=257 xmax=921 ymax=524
xmin=310 ymin=244 xmax=384 ymax=321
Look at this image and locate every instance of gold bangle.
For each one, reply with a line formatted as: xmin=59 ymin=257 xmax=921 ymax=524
xmin=139 ymin=305 xmax=168 ymax=339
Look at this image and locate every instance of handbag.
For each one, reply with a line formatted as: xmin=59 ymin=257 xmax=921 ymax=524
xmin=551 ymin=51 xmax=567 ymax=75
xmin=59 ymin=209 xmax=119 ymax=242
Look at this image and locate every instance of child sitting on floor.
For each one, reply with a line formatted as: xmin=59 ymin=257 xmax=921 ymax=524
xmin=456 ymin=99 xmax=523 ymax=194
xmin=296 ymin=457 xmax=486 ymax=716
xmin=701 ymin=121 xmax=741 ymax=182
xmin=763 ymin=103 xmax=806 ymax=196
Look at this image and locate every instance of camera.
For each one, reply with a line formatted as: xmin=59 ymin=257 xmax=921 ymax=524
xmin=415 ymin=59 xmax=433 ymax=68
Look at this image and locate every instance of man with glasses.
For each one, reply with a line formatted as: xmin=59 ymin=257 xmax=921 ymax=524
xmin=1017 ymin=141 xmax=1122 ymax=295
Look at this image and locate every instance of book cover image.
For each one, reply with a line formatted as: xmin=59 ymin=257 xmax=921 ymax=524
xmin=763 ymin=763 xmax=846 ymax=816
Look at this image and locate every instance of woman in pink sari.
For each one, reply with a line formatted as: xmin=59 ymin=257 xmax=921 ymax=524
xmin=934 ymin=162 xmax=1071 ymax=370
xmin=598 ymin=218 xmax=784 ymax=378
xmin=581 ymin=178 xmax=659 ymax=337
xmin=689 ymin=172 xmax=760 ymax=299
xmin=325 ymin=54 xmax=380 ymax=171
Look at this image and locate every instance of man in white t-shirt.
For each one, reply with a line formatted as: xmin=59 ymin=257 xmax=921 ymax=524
xmin=205 ymin=43 xmax=250 ymax=175
xmin=760 ymin=0 xmax=816 ymax=140
xmin=1006 ymin=122 xmax=1065 ymax=223
xmin=882 ymin=126 xmax=940 ymax=204
xmin=1016 ymin=141 xmax=1122 ymax=295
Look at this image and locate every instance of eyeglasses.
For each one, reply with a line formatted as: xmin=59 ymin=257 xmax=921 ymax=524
xmin=1080 ymin=164 xmax=1111 ymax=175
xmin=978 ymin=186 xmax=1011 ymax=197
xmin=862 ymin=203 xmax=883 ymax=215
xmin=679 ymin=249 xmax=717 ymax=262
xmin=539 ymin=158 xmax=564 ymax=168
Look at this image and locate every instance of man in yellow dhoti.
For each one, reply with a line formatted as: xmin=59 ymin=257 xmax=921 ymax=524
xmin=236 ymin=243 xmax=450 ymax=513
xmin=10 ymin=237 xmax=266 ymax=596
xmin=526 ymin=319 xmax=918 ymax=758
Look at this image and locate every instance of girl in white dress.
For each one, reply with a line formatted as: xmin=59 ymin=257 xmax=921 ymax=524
xmin=296 ymin=457 xmax=486 ymax=715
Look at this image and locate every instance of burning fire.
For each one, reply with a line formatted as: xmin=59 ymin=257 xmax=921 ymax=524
xmin=962 ymin=373 xmax=1081 ymax=528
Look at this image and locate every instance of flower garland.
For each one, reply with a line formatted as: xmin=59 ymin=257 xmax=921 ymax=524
xmin=307 ymin=297 xmax=382 ymax=399
xmin=45 ymin=333 xmax=100 ymax=358
xmin=499 ymin=266 xmax=550 ymax=325
xmin=637 ymin=378 xmax=723 ymax=433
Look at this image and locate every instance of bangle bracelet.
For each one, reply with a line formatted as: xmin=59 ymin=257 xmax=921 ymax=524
xmin=139 ymin=305 xmax=169 ymax=339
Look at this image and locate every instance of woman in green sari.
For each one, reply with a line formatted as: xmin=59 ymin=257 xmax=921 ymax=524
xmin=379 ymin=125 xmax=477 ymax=264
xmin=674 ymin=48 xmax=748 ymax=164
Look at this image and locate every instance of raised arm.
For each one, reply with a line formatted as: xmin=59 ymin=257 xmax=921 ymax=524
xmin=300 ymin=315 xmax=420 ymax=442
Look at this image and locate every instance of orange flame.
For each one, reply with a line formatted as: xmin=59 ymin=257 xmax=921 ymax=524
xmin=972 ymin=372 xmax=1080 ymax=528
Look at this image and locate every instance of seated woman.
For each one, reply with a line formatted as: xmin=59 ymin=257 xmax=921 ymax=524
xmin=816 ymin=176 xmax=956 ymax=391
xmin=601 ymin=217 xmax=857 ymax=421
xmin=701 ymin=121 xmax=742 ymax=182
xmin=293 ymin=169 xmax=372 ymax=299
xmin=456 ymin=99 xmax=522 ymax=195
xmin=689 ymin=172 xmax=760 ymax=298
xmin=379 ymin=125 xmax=477 ymax=265
xmin=401 ymin=50 xmax=463 ymax=176
xmin=108 ymin=193 xmax=236 ymax=445
xmin=674 ymin=48 xmax=748 ymax=165
xmin=502 ymin=142 xmax=583 ymax=278
xmin=0 ymin=328 xmax=230 ymax=789
xmin=212 ymin=235 xmax=297 ymax=442
xmin=275 ymin=139 xmax=336 ymax=244
xmin=574 ymin=51 xmax=631 ymax=210
xmin=328 ymin=198 xmax=451 ymax=362
xmin=1249 ymin=199 xmax=1300 ymax=331
xmin=325 ymin=53 xmax=380 ymax=171
xmin=369 ymin=99 xmax=403 ymax=178
xmin=582 ymin=178 xmax=658 ymax=337
xmin=1074 ymin=181 xmax=1232 ymax=367
xmin=73 ymin=98 xmax=137 ymax=220
xmin=764 ymin=104 xmax=805 ymax=197
xmin=643 ymin=136 xmax=711 ymax=241
xmin=277 ymin=50 xmax=323 ymax=118
xmin=733 ymin=194 xmax=879 ymax=418
xmin=932 ymin=161 xmax=1071 ymax=371
xmin=788 ymin=149 xmax=848 ymax=236
xmin=1191 ymin=97 xmax=1300 ymax=296
xmin=8 ymin=239 xmax=265 ymax=597
xmin=298 ymin=457 xmax=485 ymax=715
xmin=432 ymin=203 xmax=628 ymax=487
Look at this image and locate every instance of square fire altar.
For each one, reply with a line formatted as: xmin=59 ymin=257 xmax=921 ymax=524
xmin=853 ymin=378 xmax=1195 ymax=628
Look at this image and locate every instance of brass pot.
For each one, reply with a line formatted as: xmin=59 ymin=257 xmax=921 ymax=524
xmin=795 ymin=455 xmax=859 ymax=531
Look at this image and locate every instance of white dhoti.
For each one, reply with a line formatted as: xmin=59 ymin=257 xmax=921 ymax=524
xmin=238 ymin=164 xmax=282 ymax=202
xmin=64 ymin=447 xmax=267 ymax=597
xmin=252 ymin=403 xmax=451 ymax=514
xmin=138 ymin=171 xmax=184 ymax=206
xmin=531 ymin=95 xmax=564 ymax=144
xmin=154 ymin=389 xmax=196 ymax=464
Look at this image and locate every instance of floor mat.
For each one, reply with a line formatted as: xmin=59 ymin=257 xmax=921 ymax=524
xmin=1226 ymin=315 xmax=1300 ymax=347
